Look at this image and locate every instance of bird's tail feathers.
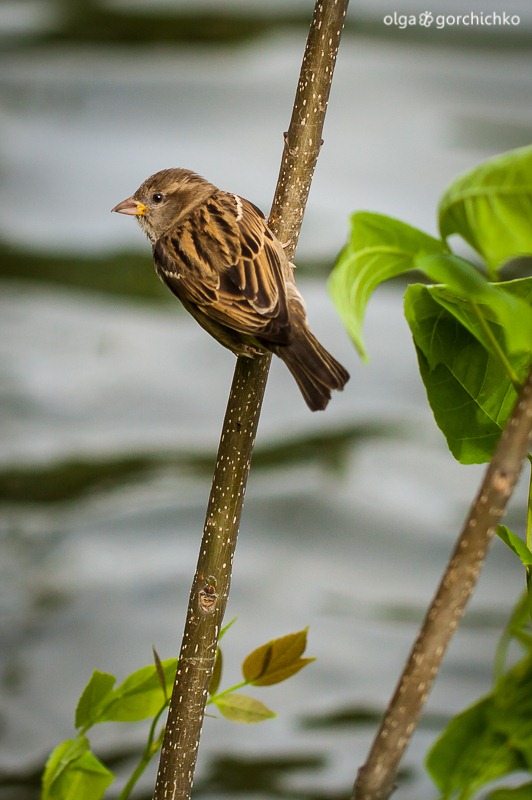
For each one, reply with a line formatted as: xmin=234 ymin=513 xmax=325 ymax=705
xmin=273 ymin=327 xmax=350 ymax=411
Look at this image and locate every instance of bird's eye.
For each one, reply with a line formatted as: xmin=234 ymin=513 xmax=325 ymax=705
xmin=151 ymin=192 xmax=164 ymax=204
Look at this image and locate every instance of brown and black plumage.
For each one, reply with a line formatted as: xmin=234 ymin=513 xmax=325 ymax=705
xmin=112 ymin=168 xmax=349 ymax=411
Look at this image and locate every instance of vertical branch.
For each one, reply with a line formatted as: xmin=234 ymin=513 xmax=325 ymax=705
xmin=153 ymin=357 xmax=269 ymax=800
xmin=269 ymin=0 xmax=349 ymax=254
xmin=353 ymin=365 xmax=532 ymax=800
xmin=153 ymin=3 xmax=350 ymax=799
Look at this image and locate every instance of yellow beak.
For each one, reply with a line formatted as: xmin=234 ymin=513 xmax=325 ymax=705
xmin=111 ymin=197 xmax=148 ymax=216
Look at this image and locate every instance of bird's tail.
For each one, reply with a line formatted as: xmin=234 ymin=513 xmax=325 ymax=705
xmin=272 ymin=326 xmax=350 ymax=411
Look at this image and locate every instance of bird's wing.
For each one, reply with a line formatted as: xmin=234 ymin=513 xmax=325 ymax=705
xmin=153 ymin=192 xmax=291 ymax=344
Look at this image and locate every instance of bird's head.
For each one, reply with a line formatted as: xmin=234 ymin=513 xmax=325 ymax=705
xmin=112 ymin=168 xmax=215 ymax=242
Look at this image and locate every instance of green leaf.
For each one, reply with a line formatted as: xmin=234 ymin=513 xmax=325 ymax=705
xmin=427 ymin=697 xmax=519 ymax=798
xmin=43 ymin=738 xmax=89 ymax=797
xmin=209 ymin=648 xmax=223 ymax=697
xmin=487 ymin=782 xmax=532 ymax=799
xmin=416 ymin=259 xmax=532 ymax=358
xmin=415 ymin=251 xmax=491 ymax=297
xmin=507 ymin=593 xmax=532 ymax=652
xmin=328 ymin=212 xmax=445 ymax=359
xmin=214 ymin=693 xmax=276 ymax=724
xmin=497 ymin=526 xmax=532 ymax=566
xmin=74 ymin=658 xmax=177 ymax=728
xmin=329 ymin=208 xmax=532 ymax=370
xmin=439 ymin=144 xmax=532 ymax=277
xmin=404 ymin=285 xmax=530 ymax=463
xmin=42 ymin=737 xmax=113 ymax=800
xmin=75 ymin=671 xmax=116 ymax=730
xmin=102 ymin=659 xmax=177 ymax=722
xmin=427 ymin=655 xmax=532 ymax=798
xmin=242 ymin=629 xmax=315 ymax=687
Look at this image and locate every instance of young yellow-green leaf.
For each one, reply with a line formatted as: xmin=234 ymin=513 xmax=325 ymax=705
xmin=42 ymin=736 xmax=114 ymax=800
xmin=242 ymin=629 xmax=315 ymax=686
xmin=75 ymin=671 xmax=116 ymax=730
xmin=101 ymin=658 xmax=177 ymax=722
xmin=439 ymin=144 xmax=532 ymax=278
xmin=214 ymin=693 xmax=276 ymax=724
xmin=497 ymin=526 xmax=532 ymax=567
xmin=329 ymin=212 xmax=445 ymax=359
xmin=209 ymin=647 xmax=223 ymax=697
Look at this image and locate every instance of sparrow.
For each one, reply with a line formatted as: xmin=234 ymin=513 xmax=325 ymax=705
xmin=112 ymin=168 xmax=349 ymax=410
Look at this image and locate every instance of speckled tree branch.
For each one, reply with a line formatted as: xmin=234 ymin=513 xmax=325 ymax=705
xmin=152 ymin=3 xmax=350 ymax=799
xmin=353 ymin=365 xmax=532 ymax=800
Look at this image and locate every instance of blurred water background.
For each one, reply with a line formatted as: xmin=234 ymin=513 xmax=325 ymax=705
xmin=1 ymin=1 xmax=532 ymax=798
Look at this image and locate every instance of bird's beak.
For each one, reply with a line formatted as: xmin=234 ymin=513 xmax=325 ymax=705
xmin=111 ymin=197 xmax=148 ymax=216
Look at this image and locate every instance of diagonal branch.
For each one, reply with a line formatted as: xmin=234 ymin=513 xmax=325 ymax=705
xmin=353 ymin=364 xmax=532 ymax=800
xmin=153 ymin=3 xmax=350 ymax=799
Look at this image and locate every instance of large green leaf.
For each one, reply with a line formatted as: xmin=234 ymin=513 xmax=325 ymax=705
xmin=328 ymin=212 xmax=445 ymax=359
xmin=426 ymin=698 xmax=520 ymax=799
xmin=330 ymin=208 xmax=531 ymax=463
xmin=439 ymin=145 xmax=532 ymax=277
xmin=329 ymin=212 xmax=532 ymax=363
xmin=415 ymin=260 xmax=532 ymax=357
xmin=404 ymin=285 xmax=530 ymax=463
xmin=427 ymin=656 xmax=532 ymax=798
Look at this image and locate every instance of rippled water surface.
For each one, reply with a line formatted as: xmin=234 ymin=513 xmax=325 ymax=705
xmin=1 ymin=4 xmax=531 ymax=799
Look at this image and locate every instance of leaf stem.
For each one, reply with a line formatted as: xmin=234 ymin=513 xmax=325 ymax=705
xmin=208 ymin=680 xmax=249 ymax=704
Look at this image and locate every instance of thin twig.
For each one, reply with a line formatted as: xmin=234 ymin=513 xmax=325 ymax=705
xmin=153 ymin=3 xmax=350 ymax=799
xmin=353 ymin=365 xmax=532 ymax=800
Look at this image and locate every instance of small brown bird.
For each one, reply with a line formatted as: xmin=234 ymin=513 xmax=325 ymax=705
xmin=112 ymin=168 xmax=349 ymax=410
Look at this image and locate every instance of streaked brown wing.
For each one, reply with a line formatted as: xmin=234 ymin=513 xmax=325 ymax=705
xmin=153 ymin=191 xmax=291 ymax=344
